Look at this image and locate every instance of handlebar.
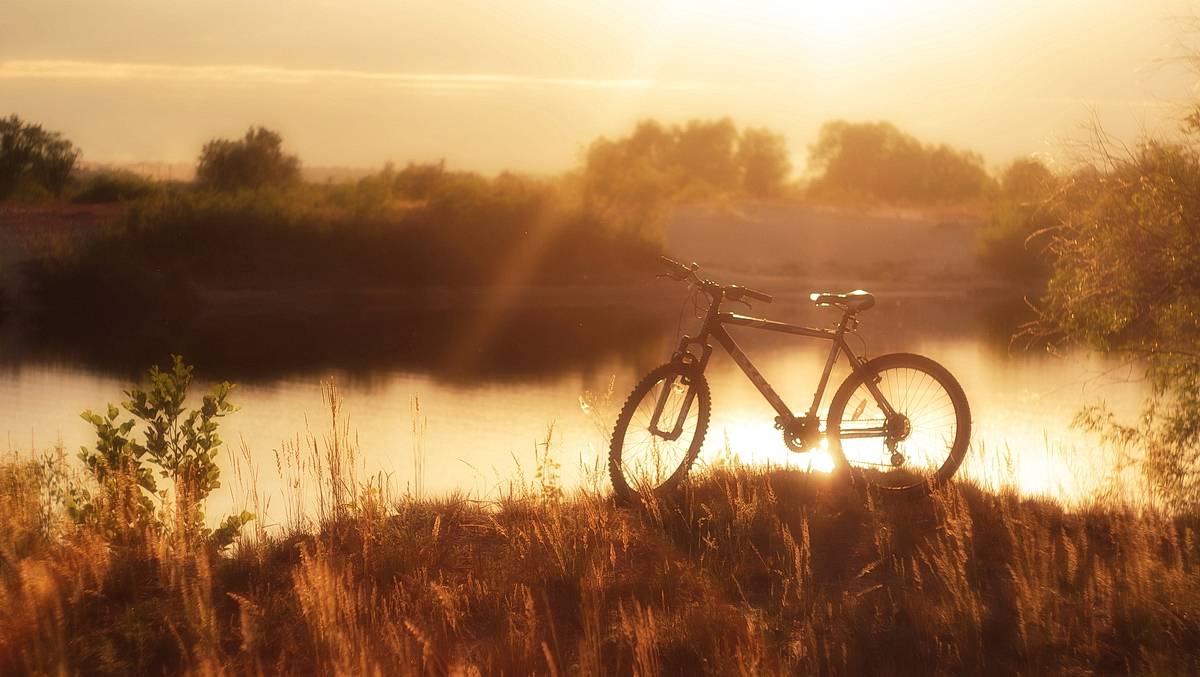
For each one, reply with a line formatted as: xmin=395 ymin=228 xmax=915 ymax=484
xmin=659 ymin=255 xmax=694 ymax=281
xmin=658 ymin=256 xmax=773 ymax=305
xmin=727 ymin=285 xmax=774 ymax=305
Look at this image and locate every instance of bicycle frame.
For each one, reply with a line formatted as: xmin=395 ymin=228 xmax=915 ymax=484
xmin=656 ymin=288 xmax=898 ymax=440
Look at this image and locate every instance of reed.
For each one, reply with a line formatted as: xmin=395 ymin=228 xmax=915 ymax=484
xmin=1 ymin=396 xmax=1198 ymax=675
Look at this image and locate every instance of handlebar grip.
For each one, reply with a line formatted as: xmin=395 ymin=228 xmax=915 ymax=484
xmin=659 ymin=255 xmax=692 ymax=280
xmin=743 ymin=287 xmax=773 ymax=304
xmin=727 ymin=285 xmax=773 ymax=304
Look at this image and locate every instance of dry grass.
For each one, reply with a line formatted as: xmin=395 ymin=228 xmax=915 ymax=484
xmin=1 ymin=411 xmax=1198 ymax=675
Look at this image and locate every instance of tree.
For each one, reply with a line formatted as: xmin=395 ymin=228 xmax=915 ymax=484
xmin=669 ymin=118 xmax=740 ymax=192
xmin=195 ymin=126 xmax=300 ymax=191
xmin=807 ymin=120 xmax=989 ymax=203
xmin=738 ymin=127 xmax=792 ymax=198
xmin=1030 ymin=134 xmax=1200 ymax=510
xmin=580 ymin=118 xmax=792 ymax=233
xmin=0 ymin=115 xmax=79 ymax=199
xmin=582 ymin=120 xmax=680 ymax=233
xmin=978 ymin=158 xmax=1060 ymax=285
xmin=393 ymin=160 xmax=448 ymax=200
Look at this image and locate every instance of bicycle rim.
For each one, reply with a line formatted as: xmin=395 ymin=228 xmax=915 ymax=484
xmin=835 ymin=361 xmax=966 ymax=490
xmin=611 ymin=365 xmax=708 ymax=498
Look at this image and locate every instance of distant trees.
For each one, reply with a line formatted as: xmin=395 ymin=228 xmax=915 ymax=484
xmin=196 ymin=126 xmax=300 ymax=191
xmin=806 ymin=120 xmax=990 ymax=203
xmin=739 ymin=127 xmax=792 ymax=198
xmin=977 ymin=158 xmax=1060 ymax=285
xmin=582 ymin=118 xmax=792 ymax=232
xmin=0 ymin=115 xmax=79 ymax=199
xmin=393 ymin=160 xmax=449 ymax=200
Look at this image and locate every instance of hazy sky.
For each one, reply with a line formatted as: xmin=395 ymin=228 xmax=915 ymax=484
xmin=3 ymin=1 xmax=1198 ymax=174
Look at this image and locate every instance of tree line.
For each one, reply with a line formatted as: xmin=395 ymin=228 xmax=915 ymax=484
xmin=0 ymin=112 xmax=1031 ymax=209
xmin=5 ymin=108 xmax=1200 ymax=508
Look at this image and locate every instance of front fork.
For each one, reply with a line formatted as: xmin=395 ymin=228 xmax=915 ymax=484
xmin=649 ymin=335 xmax=710 ymax=440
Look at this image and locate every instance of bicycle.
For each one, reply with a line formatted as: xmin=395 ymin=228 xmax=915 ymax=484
xmin=608 ymin=256 xmax=971 ymax=503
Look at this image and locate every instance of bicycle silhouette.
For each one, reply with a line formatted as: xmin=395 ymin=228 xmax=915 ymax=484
xmin=608 ymin=257 xmax=971 ymax=503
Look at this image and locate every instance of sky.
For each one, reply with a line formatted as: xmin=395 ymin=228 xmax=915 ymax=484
xmin=2 ymin=0 xmax=1199 ymax=174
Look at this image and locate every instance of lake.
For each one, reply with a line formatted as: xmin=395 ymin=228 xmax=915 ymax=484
xmin=0 ymin=287 xmax=1149 ymax=527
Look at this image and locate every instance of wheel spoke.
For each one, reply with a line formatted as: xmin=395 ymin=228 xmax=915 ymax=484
xmin=611 ymin=365 xmax=709 ymax=499
xmin=833 ymin=361 xmax=967 ymax=491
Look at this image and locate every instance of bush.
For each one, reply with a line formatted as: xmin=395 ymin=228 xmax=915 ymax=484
xmin=195 ymin=126 xmax=300 ymax=192
xmin=1031 ymin=136 xmax=1200 ymax=510
xmin=24 ymin=168 xmax=659 ymax=322
xmin=63 ymin=356 xmax=251 ymax=549
xmin=71 ymin=169 xmax=162 ymax=204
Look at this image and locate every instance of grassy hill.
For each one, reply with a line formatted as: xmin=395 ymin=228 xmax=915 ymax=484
xmin=2 ymin=456 xmax=1196 ymax=675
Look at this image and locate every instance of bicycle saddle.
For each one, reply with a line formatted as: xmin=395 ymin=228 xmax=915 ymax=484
xmin=809 ymin=289 xmax=876 ymax=312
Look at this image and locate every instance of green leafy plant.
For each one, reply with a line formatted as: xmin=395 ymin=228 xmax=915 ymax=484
xmin=74 ymin=356 xmax=252 ymax=548
xmin=1031 ymin=136 xmax=1200 ymax=511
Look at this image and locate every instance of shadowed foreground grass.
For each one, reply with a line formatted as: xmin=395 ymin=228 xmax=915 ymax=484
xmin=2 ymin=455 xmax=1198 ymax=675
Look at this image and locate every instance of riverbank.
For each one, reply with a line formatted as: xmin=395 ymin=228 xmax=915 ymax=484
xmin=0 ymin=198 xmax=1003 ymax=321
xmin=1 ymin=458 xmax=1196 ymax=675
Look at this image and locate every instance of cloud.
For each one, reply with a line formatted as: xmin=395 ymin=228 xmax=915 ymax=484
xmin=0 ymin=59 xmax=714 ymax=92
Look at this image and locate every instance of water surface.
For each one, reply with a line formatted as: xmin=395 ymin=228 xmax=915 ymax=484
xmin=0 ymin=292 xmax=1148 ymax=524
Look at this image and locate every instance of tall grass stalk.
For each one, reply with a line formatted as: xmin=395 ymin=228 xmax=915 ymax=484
xmin=2 ymin=401 xmax=1198 ymax=674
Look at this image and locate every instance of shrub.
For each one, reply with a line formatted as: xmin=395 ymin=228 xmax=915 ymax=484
xmin=1031 ymin=137 xmax=1200 ymax=510
xmin=0 ymin=115 xmax=79 ymax=199
xmin=195 ymin=126 xmax=300 ymax=192
xmin=66 ymin=356 xmax=251 ymax=548
xmin=71 ymin=169 xmax=161 ymax=204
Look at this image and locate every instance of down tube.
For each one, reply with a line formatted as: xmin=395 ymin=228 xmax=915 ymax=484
xmin=711 ymin=326 xmax=793 ymax=418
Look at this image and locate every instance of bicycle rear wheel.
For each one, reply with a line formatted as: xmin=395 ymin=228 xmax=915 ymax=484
xmin=827 ymin=353 xmax=970 ymax=493
xmin=608 ymin=362 xmax=710 ymax=504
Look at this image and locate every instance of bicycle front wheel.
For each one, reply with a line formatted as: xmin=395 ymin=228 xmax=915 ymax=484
xmin=827 ymin=353 xmax=971 ymax=493
xmin=608 ymin=362 xmax=710 ymax=504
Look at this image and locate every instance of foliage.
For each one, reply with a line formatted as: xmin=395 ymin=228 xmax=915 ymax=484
xmin=977 ymin=158 xmax=1060 ymax=285
xmin=2 ymin=460 xmax=1197 ymax=674
xmin=806 ymin=120 xmax=991 ymax=204
xmin=71 ymin=356 xmax=250 ymax=548
xmin=0 ymin=114 xmax=79 ymax=199
xmin=71 ymin=169 xmax=161 ymax=204
xmin=195 ymin=126 xmax=300 ymax=192
xmin=24 ymin=168 xmax=659 ymax=324
xmin=582 ymin=118 xmax=792 ymax=234
xmin=392 ymin=160 xmax=449 ymax=200
xmin=738 ymin=127 xmax=793 ymax=198
xmin=1032 ymin=137 xmax=1200 ymax=510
